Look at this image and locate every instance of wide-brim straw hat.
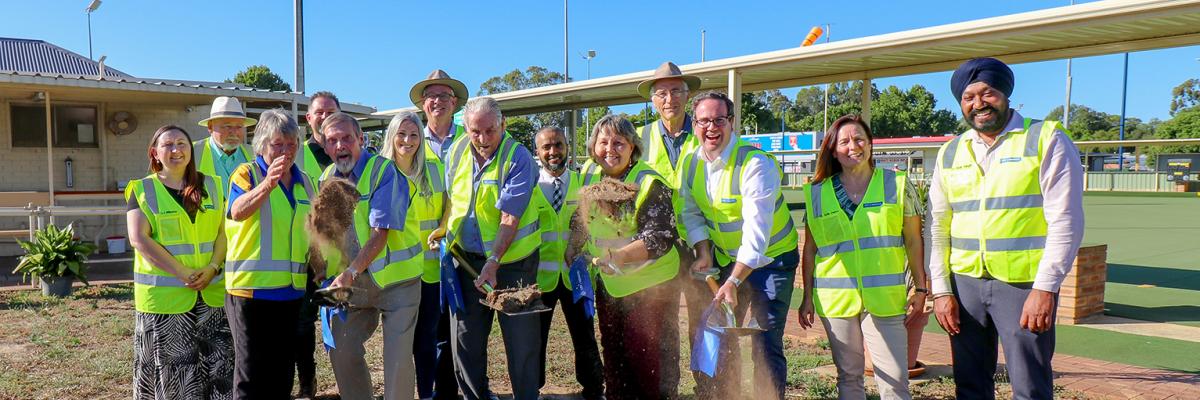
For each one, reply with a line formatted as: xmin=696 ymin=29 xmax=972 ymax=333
xmin=197 ymin=96 xmax=257 ymax=127
xmin=636 ymin=62 xmax=702 ymax=99
xmin=409 ymin=69 xmax=469 ymax=112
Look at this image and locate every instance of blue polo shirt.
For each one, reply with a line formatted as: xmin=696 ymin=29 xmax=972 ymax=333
xmin=449 ymin=141 xmax=536 ymax=255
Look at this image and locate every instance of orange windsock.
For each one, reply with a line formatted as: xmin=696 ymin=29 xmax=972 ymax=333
xmin=801 ymin=26 xmax=824 ymax=47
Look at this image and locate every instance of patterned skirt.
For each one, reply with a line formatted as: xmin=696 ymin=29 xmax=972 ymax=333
xmin=134 ymin=298 xmax=234 ymax=400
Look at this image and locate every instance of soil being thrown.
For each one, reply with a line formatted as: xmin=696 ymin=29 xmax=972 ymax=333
xmin=576 ymin=178 xmax=639 ymax=229
xmin=483 ymin=284 xmax=544 ymax=313
xmin=306 ymin=178 xmax=358 ymax=275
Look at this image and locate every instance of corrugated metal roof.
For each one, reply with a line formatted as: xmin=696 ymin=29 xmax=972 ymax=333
xmin=0 ymin=37 xmax=133 ymax=78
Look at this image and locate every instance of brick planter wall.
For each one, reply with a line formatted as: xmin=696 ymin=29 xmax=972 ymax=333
xmin=1057 ymin=244 xmax=1108 ymax=324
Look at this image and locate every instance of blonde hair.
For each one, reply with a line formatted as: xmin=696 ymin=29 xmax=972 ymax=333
xmin=381 ymin=111 xmax=432 ymax=198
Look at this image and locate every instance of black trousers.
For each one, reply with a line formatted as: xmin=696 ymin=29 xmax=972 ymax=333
xmin=294 ymin=278 xmax=319 ymax=394
xmin=537 ymin=276 xmax=605 ymax=399
xmin=450 ymin=250 xmax=543 ymax=400
xmin=225 ymin=294 xmax=302 ymax=400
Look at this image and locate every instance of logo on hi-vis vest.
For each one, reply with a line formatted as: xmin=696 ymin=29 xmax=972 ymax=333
xmin=720 ymin=198 xmax=737 ymax=204
xmin=1000 ymin=157 xmax=1022 ymax=164
xmin=862 ymin=201 xmax=883 ymax=208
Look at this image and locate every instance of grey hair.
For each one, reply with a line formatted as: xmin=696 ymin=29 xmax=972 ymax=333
xmin=251 ymin=108 xmax=301 ymax=155
xmin=587 ymin=114 xmax=643 ymax=162
xmin=381 ymin=111 xmax=432 ymax=198
xmin=463 ymin=97 xmax=503 ymax=128
xmin=321 ymin=112 xmax=362 ymax=138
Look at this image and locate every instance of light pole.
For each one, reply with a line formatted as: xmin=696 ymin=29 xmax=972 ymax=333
xmin=823 ymin=24 xmax=831 ymax=134
xmin=85 ymin=0 xmax=102 ymax=60
xmin=581 ymin=50 xmax=597 ymax=142
xmin=1119 ymin=53 xmax=1129 ymax=170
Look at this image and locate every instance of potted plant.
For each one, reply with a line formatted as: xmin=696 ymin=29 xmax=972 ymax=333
xmin=14 ymin=225 xmax=97 ymax=297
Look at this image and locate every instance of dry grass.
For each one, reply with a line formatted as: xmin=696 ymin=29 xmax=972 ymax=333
xmin=0 ymin=284 xmax=1091 ymax=399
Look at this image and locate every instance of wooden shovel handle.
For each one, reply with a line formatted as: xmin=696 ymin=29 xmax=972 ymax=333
xmin=705 ymin=274 xmax=721 ymax=294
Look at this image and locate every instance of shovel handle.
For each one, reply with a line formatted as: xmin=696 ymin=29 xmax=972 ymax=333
xmin=704 ymin=275 xmax=738 ymax=322
xmin=448 ymin=246 xmax=494 ymax=293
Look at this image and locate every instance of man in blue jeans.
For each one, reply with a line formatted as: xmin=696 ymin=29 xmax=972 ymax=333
xmin=680 ymin=91 xmax=800 ymax=399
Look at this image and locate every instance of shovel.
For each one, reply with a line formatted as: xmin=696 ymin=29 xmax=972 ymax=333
xmin=448 ymin=246 xmax=551 ymax=316
xmin=704 ymin=274 xmax=767 ymax=336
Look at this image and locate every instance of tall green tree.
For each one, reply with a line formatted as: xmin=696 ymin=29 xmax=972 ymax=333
xmin=226 ymin=65 xmax=291 ymax=92
xmin=1155 ymin=108 xmax=1200 ymax=153
xmin=478 ymin=66 xmax=570 ymax=149
xmin=1170 ymin=78 xmax=1200 ymax=116
xmin=870 ymin=84 xmax=958 ymax=137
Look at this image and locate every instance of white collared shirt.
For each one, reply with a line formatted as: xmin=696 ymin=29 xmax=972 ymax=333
xmin=537 ymin=166 xmax=571 ymax=212
xmin=682 ymin=135 xmax=782 ymax=269
xmin=928 ymin=110 xmax=1085 ymax=294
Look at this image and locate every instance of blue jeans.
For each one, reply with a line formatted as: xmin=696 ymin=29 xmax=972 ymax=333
xmin=720 ymin=247 xmax=798 ymax=399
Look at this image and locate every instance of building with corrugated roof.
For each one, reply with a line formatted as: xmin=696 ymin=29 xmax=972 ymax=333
xmin=0 ymin=37 xmax=375 ymax=256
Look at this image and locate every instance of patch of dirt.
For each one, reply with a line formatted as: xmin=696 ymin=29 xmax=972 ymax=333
xmin=483 ymin=284 xmax=543 ymax=314
xmin=0 ymin=342 xmax=31 ymax=356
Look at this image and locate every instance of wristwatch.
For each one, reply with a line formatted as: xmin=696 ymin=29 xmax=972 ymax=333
xmin=348 ymin=267 xmax=360 ymax=279
xmin=728 ymin=276 xmax=743 ymax=288
xmin=486 ymin=255 xmax=501 ymax=265
xmin=914 ymin=287 xmax=929 ymax=294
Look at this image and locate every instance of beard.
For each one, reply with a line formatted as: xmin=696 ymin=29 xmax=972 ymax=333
xmin=219 ymin=141 xmax=242 ymax=152
xmin=544 ymin=158 xmax=565 ymax=172
xmin=334 ymin=157 xmax=355 ymax=174
xmin=965 ymin=105 xmax=1010 ymax=133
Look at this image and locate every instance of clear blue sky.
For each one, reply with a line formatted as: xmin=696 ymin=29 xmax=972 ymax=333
xmin=3 ymin=0 xmax=1198 ymax=123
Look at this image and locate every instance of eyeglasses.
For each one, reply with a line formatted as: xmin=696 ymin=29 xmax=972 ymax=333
xmin=652 ymin=89 xmax=688 ymax=100
xmin=423 ymin=92 xmax=456 ymax=102
xmin=695 ymin=116 xmax=731 ymax=128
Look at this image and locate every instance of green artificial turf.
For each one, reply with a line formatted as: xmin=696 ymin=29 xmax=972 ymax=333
xmin=923 ymin=322 xmax=1200 ymax=373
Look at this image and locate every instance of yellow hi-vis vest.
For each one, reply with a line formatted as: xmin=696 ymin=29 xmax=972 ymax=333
xmin=804 ymin=168 xmax=908 ymax=318
xmin=408 ymin=157 xmax=448 ymax=283
xmin=225 ymin=165 xmax=315 ymax=291
xmin=532 ymin=170 xmax=582 ymax=292
xmin=297 ymin=142 xmax=325 ymax=183
xmin=582 ymin=161 xmax=680 ymax=298
xmin=193 ymin=137 xmax=251 ymax=195
xmin=445 ymin=134 xmax=541 ymax=263
xmin=636 ymin=119 xmax=701 ymax=189
xmin=127 ymin=174 xmax=226 ymax=314
xmin=635 ymin=120 xmax=699 ymax=240
xmin=937 ymin=118 xmax=1056 ymax=283
xmin=321 ymin=155 xmax=423 ymax=288
xmin=681 ymin=140 xmax=798 ymax=266
xmin=425 ymin=124 xmax=467 ymax=162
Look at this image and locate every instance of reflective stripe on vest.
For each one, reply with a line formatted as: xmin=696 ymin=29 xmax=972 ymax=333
xmin=585 ymin=162 xmax=680 ymax=297
xmin=322 ymin=155 xmax=423 ymax=288
xmin=446 ymin=134 xmax=542 ymax=264
xmin=129 ymin=174 xmax=226 ymax=314
xmin=534 ymin=169 xmax=582 ymax=291
xmin=803 ymin=168 xmax=908 ymax=318
xmin=938 ymin=118 xmax=1053 ymax=283
xmin=224 ymin=164 xmax=314 ymax=291
xmin=683 ymin=140 xmax=798 ymax=266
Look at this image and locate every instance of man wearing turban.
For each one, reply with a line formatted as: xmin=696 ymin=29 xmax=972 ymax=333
xmin=929 ymin=57 xmax=1085 ymax=399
